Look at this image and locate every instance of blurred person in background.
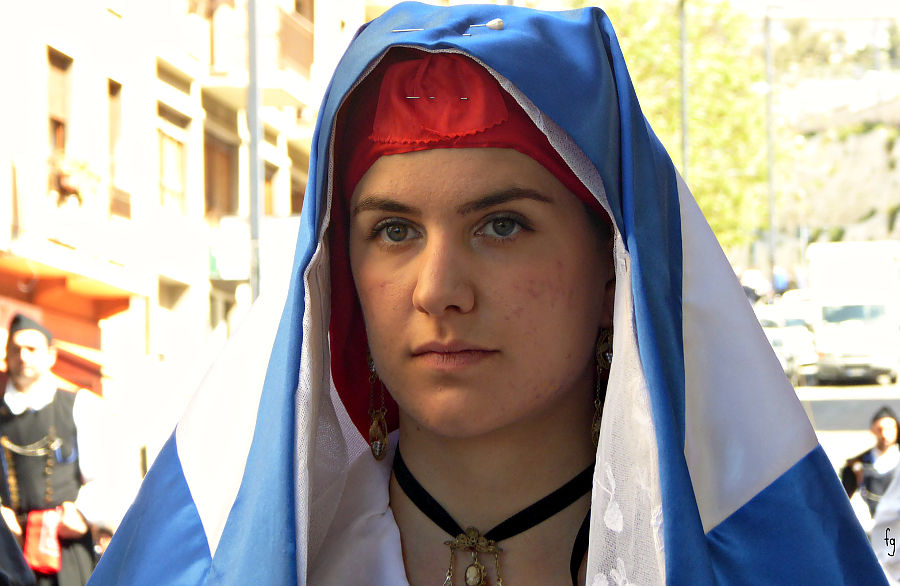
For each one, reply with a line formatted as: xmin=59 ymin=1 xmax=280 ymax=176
xmin=0 ymin=315 xmax=107 ymax=586
xmin=842 ymin=406 xmax=900 ymax=520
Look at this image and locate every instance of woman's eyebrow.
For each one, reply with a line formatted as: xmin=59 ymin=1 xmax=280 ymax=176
xmin=456 ymin=187 xmax=553 ymax=215
xmin=351 ymin=196 xmax=420 ymax=217
xmin=351 ymin=187 xmax=553 ymax=218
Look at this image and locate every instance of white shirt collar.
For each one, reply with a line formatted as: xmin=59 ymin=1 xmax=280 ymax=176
xmin=3 ymin=377 xmax=58 ymax=415
xmin=873 ymin=444 xmax=900 ymax=474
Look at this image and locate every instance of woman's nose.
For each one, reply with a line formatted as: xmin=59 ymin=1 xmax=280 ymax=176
xmin=411 ymin=237 xmax=475 ymax=316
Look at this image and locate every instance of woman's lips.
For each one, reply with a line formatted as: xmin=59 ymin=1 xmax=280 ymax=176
xmin=412 ymin=349 xmax=497 ymax=371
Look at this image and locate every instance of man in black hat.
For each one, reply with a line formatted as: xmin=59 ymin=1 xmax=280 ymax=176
xmin=842 ymin=405 xmax=900 ymax=518
xmin=0 ymin=314 xmax=100 ymax=586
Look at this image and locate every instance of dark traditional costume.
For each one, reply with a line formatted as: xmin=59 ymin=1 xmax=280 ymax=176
xmin=1 ymin=315 xmax=102 ymax=586
xmin=0 ymin=387 xmax=94 ymax=586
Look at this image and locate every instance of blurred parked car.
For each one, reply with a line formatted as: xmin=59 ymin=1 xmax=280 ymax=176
xmin=755 ymin=304 xmax=818 ymax=386
xmin=815 ymin=303 xmax=900 ymax=385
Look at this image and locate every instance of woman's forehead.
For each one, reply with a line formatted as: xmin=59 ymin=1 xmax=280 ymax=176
xmin=350 ymin=147 xmax=573 ymax=208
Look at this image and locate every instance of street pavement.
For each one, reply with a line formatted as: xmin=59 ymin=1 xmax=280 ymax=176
xmin=796 ymin=382 xmax=900 ymax=471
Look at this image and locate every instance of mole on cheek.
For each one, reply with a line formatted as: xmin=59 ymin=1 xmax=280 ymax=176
xmin=376 ymin=280 xmax=400 ymax=300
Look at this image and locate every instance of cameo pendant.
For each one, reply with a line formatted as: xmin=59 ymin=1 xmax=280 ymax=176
xmin=464 ymin=554 xmax=486 ymax=586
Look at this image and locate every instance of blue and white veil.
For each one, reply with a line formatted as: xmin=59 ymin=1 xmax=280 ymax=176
xmin=90 ymin=3 xmax=886 ymax=585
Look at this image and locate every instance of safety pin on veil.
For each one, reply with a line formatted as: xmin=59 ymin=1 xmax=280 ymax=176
xmin=392 ymin=18 xmax=504 ymax=35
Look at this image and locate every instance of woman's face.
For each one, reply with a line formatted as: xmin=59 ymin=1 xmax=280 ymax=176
xmin=872 ymin=416 xmax=899 ymax=449
xmin=349 ymin=148 xmax=615 ymax=439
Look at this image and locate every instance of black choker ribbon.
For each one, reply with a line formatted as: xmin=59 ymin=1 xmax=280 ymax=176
xmin=392 ymin=447 xmax=594 ymax=586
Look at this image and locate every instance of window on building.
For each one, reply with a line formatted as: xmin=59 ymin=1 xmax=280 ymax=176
xmin=158 ymin=103 xmax=190 ymax=214
xmin=108 ymin=80 xmax=130 ymax=218
xmin=47 ymin=47 xmax=72 ymax=156
xmin=294 ymin=0 xmax=313 ymax=22
xmin=48 ymin=47 xmax=76 ymax=205
xmin=204 ymin=132 xmax=237 ymax=218
xmin=108 ymin=80 xmax=122 ymax=171
xmin=49 ymin=119 xmax=66 ymax=154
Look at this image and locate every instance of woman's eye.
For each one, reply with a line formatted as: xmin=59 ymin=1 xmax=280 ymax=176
xmin=480 ymin=216 xmax=523 ymax=239
xmin=384 ymin=224 xmax=408 ymax=242
xmin=374 ymin=220 xmax=419 ymax=244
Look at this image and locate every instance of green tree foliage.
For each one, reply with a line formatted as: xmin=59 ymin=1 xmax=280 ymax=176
xmin=775 ymin=19 xmax=842 ymax=76
xmin=889 ymin=21 xmax=900 ymax=68
xmin=774 ymin=18 xmax=900 ymax=78
xmin=565 ymin=0 xmax=768 ymax=249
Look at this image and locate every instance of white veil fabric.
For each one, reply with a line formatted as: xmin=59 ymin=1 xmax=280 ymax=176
xmin=90 ymin=4 xmax=888 ymax=585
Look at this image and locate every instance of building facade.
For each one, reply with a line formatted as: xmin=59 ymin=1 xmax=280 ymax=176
xmin=0 ymin=0 xmax=369 ymax=491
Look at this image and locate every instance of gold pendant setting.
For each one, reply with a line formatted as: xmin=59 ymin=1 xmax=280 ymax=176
xmin=444 ymin=527 xmax=503 ymax=586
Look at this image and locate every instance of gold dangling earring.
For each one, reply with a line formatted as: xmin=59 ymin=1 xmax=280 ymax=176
xmin=368 ymin=353 xmax=389 ymax=460
xmin=592 ymin=328 xmax=613 ymax=447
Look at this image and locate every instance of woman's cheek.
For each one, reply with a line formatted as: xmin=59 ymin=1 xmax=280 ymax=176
xmin=359 ymin=276 xmax=409 ymax=335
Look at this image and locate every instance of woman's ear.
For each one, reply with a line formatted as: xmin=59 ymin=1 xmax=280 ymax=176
xmin=599 ymin=276 xmax=615 ymax=329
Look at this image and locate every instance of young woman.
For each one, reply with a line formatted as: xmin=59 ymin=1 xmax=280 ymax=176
xmin=91 ymin=4 xmax=886 ymax=585
xmin=326 ymin=48 xmax=615 ymax=586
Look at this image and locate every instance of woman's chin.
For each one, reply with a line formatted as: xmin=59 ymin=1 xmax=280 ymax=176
xmin=398 ymin=401 xmax=510 ymax=441
xmin=398 ymin=399 xmax=554 ymax=444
